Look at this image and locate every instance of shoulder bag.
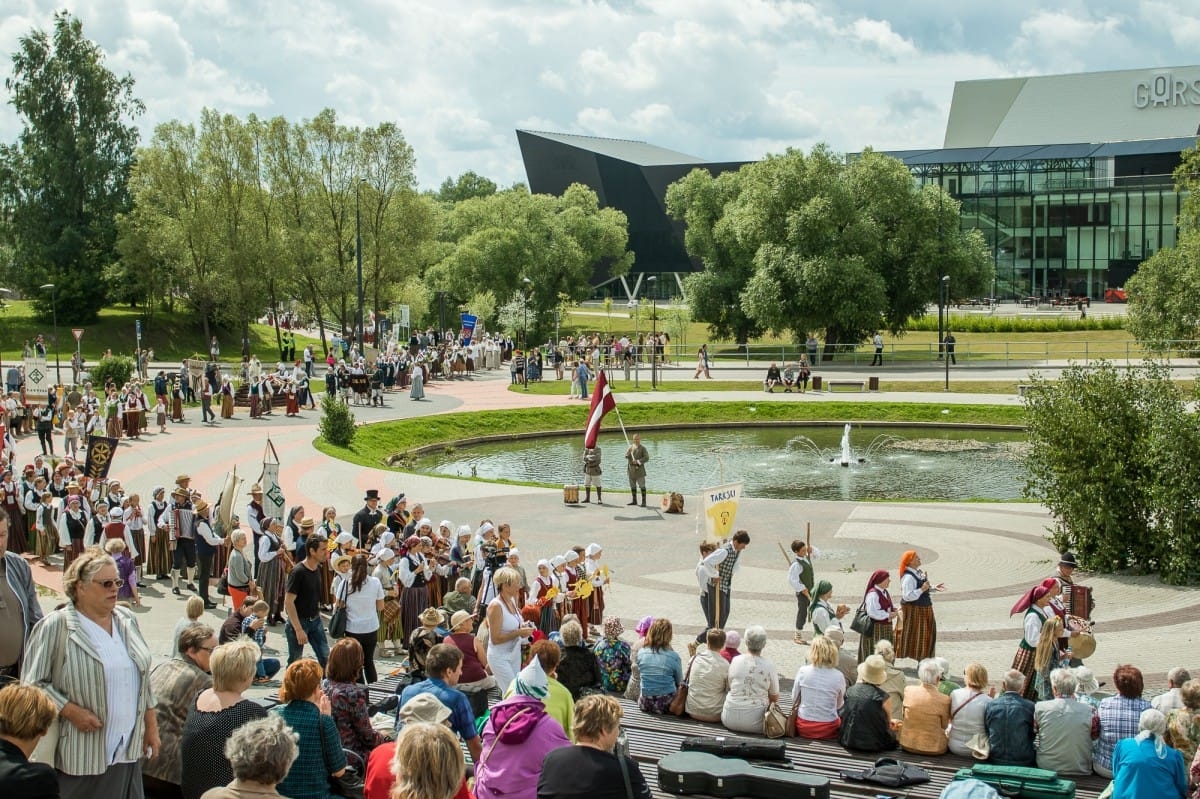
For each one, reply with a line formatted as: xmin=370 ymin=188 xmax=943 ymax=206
xmin=850 ymin=599 xmax=874 ymax=636
xmin=328 ymin=580 xmax=348 ymax=640
xmin=763 ymin=702 xmax=788 ymax=739
xmin=668 ymin=654 xmax=696 ymax=716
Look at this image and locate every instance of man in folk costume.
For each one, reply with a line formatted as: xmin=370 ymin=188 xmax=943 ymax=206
xmin=246 ymin=484 xmax=268 ymax=571
xmin=582 ymin=445 xmax=602 ymax=504
xmin=200 ymin=377 xmax=217 ymax=423
xmin=168 ymin=485 xmax=197 ymax=596
xmin=1010 ymin=581 xmax=1056 ymax=700
xmin=352 ymin=489 xmax=384 ymax=548
xmin=787 ymin=539 xmax=815 ymax=645
xmin=193 ymin=499 xmax=225 ymax=609
xmin=1051 ymin=551 xmax=1093 ymax=619
xmin=708 ymin=530 xmax=750 ymax=632
xmin=895 ymin=549 xmax=942 ymax=662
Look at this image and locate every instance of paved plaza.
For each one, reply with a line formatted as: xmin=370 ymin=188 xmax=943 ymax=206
xmin=24 ymin=359 xmax=1197 ymax=690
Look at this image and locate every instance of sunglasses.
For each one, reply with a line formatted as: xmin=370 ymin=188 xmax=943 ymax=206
xmin=94 ymin=578 xmax=125 ymax=590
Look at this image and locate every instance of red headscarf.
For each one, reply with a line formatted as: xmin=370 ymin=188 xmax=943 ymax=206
xmin=1010 ymin=583 xmax=1053 ymax=616
xmin=864 ymin=569 xmax=894 ymax=611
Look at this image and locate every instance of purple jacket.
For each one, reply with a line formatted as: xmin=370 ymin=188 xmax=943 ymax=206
xmin=474 ymin=695 xmax=571 ymax=799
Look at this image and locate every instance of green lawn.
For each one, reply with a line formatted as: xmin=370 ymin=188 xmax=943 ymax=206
xmin=315 ymin=400 xmax=1027 ymax=469
xmin=0 ymin=300 xmax=323 ymax=363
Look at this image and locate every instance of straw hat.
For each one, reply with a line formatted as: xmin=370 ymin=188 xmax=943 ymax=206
xmin=449 ymin=610 xmax=474 ymax=632
xmin=331 ymin=555 xmax=352 ymax=573
xmin=419 ymin=606 xmax=444 ymax=627
xmin=399 ymin=693 xmax=451 ymax=725
xmin=858 ymin=655 xmax=888 ymax=686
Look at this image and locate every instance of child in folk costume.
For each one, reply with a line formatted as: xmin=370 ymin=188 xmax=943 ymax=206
xmin=284 ymin=380 xmax=299 ymax=417
xmin=373 ymin=548 xmax=403 ymax=657
xmin=551 ymin=555 xmax=570 ymax=622
xmin=170 ymin=380 xmax=184 ymax=422
xmin=154 ymin=397 xmax=167 ymax=432
xmin=533 ymin=559 xmax=559 ymax=635
xmin=32 ymin=490 xmax=58 ymax=562
xmin=123 ymin=493 xmax=147 ymax=573
xmin=562 ymin=549 xmax=590 ymax=638
xmin=584 ymin=543 xmax=609 ymax=630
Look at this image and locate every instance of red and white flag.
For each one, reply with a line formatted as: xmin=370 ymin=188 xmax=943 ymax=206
xmin=583 ymin=371 xmax=616 ymax=448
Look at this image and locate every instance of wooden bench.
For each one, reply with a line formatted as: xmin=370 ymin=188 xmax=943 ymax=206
xmin=827 ymin=380 xmax=866 ymax=392
xmin=1017 ymin=384 xmax=1044 ymax=397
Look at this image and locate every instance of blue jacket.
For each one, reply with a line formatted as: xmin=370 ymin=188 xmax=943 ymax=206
xmin=984 ymin=691 xmax=1037 ymax=766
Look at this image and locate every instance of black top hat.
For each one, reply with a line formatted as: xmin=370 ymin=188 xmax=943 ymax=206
xmin=364 ymin=489 xmax=381 ymax=502
xmin=1059 ymin=552 xmax=1078 ymax=568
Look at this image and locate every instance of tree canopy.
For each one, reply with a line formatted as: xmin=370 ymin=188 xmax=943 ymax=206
xmin=667 ymin=145 xmax=992 ymax=351
xmin=1 ymin=11 xmax=143 ymax=323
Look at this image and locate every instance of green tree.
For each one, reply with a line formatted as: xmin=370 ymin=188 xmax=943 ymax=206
xmin=1023 ymin=361 xmax=1200 ymax=583
xmin=435 ymin=170 xmax=497 ymax=203
xmin=2 ymin=12 xmax=143 ymax=323
xmin=1126 ymin=144 xmax=1200 ymax=346
xmin=668 ymin=146 xmax=991 ymax=354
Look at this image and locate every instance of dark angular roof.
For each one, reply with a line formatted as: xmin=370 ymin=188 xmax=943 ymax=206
xmin=517 ymin=130 xmax=709 ymax=166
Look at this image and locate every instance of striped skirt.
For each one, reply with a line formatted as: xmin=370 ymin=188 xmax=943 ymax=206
xmin=259 ymin=557 xmax=284 ymax=619
xmin=147 ymin=530 xmax=171 ymax=577
xmin=377 ymin=597 xmax=402 ymax=643
xmin=1011 ymin=646 xmax=1037 ymax=700
xmin=896 ymin=604 xmax=936 ymax=661
xmin=857 ymin=619 xmax=893 ymax=663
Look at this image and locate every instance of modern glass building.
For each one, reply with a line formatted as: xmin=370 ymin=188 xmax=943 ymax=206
xmin=520 ymin=66 xmax=1198 ymax=301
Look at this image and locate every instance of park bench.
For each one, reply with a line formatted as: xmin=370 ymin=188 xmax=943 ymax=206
xmin=1017 ymin=383 xmax=1043 ymax=397
xmin=827 ymin=380 xmax=866 ymax=392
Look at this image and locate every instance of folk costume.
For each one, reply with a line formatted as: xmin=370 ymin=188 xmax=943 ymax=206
xmin=0 ymin=474 xmax=27 ymax=554
xmin=788 ymin=548 xmax=815 ymax=640
xmin=148 ymin=490 xmax=171 ymax=579
xmin=373 ymin=550 xmax=402 ymax=657
xmin=858 ymin=569 xmax=895 ymax=662
xmin=397 ymin=540 xmax=433 ymax=647
xmin=584 ymin=544 xmax=607 ymax=629
xmin=257 ymin=522 xmax=287 ymax=624
xmin=352 ymin=491 xmax=384 ymax=548
xmin=1010 ymin=583 xmax=1054 ymax=701
xmin=895 ymin=550 xmax=937 ymax=661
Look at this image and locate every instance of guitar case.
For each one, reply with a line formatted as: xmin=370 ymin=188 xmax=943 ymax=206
xmin=658 ymin=751 xmax=830 ymax=799
xmin=681 ymin=735 xmax=787 ymax=762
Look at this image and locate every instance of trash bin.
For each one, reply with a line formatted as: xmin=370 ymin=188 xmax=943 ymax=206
xmin=812 ymin=375 xmax=822 ymax=391
xmin=868 ymin=376 xmax=879 ymax=392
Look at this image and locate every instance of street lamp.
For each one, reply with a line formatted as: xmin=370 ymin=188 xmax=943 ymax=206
xmin=942 ymin=275 xmax=951 ymax=392
xmin=355 ymin=178 xmax=366 ymax=351
xmin=521 ymin=277 xmax=531 ymax=391
xmin=40 ymin=283 xmax=62 ymax=387
xmin=628 ymin=300 xmax=640 ymax=388
xmin=646 ymin=276 xmax=658 ymax=390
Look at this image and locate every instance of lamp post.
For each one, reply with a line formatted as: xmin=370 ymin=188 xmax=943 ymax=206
xmin=355 ymin=178 xmax=366 ymax=351
xmin=942 ymin=275 xmax=951 ymax=392
xmin=647 ymin=276 xmax=658 ymax=390
xmin=40 ymin=283 xmax=61 ymax=387
xmin=521 ymin=277 xmax=531 ymax=391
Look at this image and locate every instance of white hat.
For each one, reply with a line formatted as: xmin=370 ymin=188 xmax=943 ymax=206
xmin=417 ymin=518 xmax=433 ymax=530
xmin=335 ymin=532 xmax=354 ymax=546
xmin=562 ymin=551 xmax=577 ymax=564
xmin=456 ymin=524 xmax=472 ymax=538
xmin=378 ymin=531 xmax=395 ymax=548
xmin=550 ymin=555 xmax=566 ymax=568
xmin=477 ymin=522 xmax=495 ymax=537
xmin=377 ymin=548 xmax=395 ymax=562
xmin=537 ymin=559 xmax=550 ymax=569
xmin=585 ymin=543 xmax=602 ymax=557
xmin=439 ymin=520 xmax=453 ymax=530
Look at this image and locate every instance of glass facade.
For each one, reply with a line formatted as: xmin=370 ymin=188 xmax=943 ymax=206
xmin=910 ymin=152 xmax=1184 ymax=300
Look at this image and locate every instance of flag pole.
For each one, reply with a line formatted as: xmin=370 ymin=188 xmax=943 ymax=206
xmin=612 ymin=405 xmax=632 ymax=447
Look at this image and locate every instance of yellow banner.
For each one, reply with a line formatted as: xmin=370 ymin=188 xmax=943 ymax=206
xmin=702 ymin=481 xmax=744 ymax=543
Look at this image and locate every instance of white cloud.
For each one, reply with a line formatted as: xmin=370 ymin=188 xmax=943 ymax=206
xmin=0 ymin=1 xmax=1192 ymax=188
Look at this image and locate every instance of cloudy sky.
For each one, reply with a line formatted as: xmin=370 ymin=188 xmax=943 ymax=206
xmin=2 ymin=1 xmax=1197 ymax=189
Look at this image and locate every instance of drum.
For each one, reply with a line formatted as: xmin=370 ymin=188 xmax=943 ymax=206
xmin=563 ymin=484 xmax=580 ymax=504
xmin=1071 ymin=631 xmax=1096 ymax=660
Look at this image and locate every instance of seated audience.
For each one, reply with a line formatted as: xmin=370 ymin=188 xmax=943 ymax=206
xmin=475 ymin=659 xmax=572 ymax=799
xmin=838 ymin=655 xmax=898 ymax=753
xmin=556 ymin=619 xmax=603 ymax=700
xmin=636 ymin=618 xmax=683 ymax=714
xmin=899 ymin=658 xmax=951 ymax=755
xmin=719 ymin=629 xmax=741 ymax=663
xmin=1164 ymin=679 xmax=1200 ymax=768
xmin=365 ymin=695 xmax=472 ymax=799
xmin=408 ymin=606 xmax=444 ymax=682
xmin=198 ymin=715 xmax=298 ymax=799
xmin=275 ymin=659 xmax=348 ymax=799
xmin=398 ymin=644 xmax=483 ymax=763
xmin=721 ymin=625 xmax=779 ymax=734
xmin=181 ymin=640 xmax=269 ymax=799
xmin=874 ymin=640 xmax=909 ymax=722
xmin=763 ymin=362 xmax=782 ymax=392
xmin=144 ymin=624 xmax=217 ymax=797
xmin=984 ymin=669 xmax=1037 ymax=766
xmin=934 ymin=657 xmax=957 ymax=696
xmin=824 ymin=628 xmax=857 ymax=687
xmin=323 ymin=637 xmax=390 ymax=760
xmin=792 ymin=635 xmax=847 ymax=739
xmin=1153 ymin=668 xmax=1192 ymax=715
xmin=506 ymin=640 xmax=575 ymax=739
xmin=1034 ymin=668 xmax=1098 ymax=776
xmin=1111 ymin=709 xmax=1187 ymax=799
xmin=1075 ymin=666 xmax=1103 ymax=711
xmin=538 ymin=695 xmax=653 ymax=799
xmin=442 ymin=577 xmax=477 ymax=617
xmin=444 ymin=610 xmax=496 ymax=694
xmin=0 ymin=683 xmax=58 ymax=797
xmin=1096 ymin=665 xmax=1153 ymax=777
xmin=948 ymin=662 xmax=994 ymax=757
xmin=624 ymin=616 xmax=653 ymax=702
xmin=685 ymin=628 xmax=730 ymax=723
xmin=593 ymin=616 xmax=632 ymax=694
xmin=391 ymin=722 xmax=467 ymax=799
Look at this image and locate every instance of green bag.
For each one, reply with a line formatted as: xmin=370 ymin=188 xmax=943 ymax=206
xmin=953 ymin=764 xmax=1075 ymax=799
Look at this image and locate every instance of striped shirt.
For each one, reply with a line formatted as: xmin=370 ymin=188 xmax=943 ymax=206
xmin=21 ymin=605 xmax=156 ymax=776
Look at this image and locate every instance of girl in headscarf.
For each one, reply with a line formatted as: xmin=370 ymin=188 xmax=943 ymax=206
xmin=895 ymin=550 xmax=942 ymax=663
xmin=858 ymin=569 xmax=897 ymax=662
xmin=1010 ymin=581 xmax=1056 ymax=700
xmin=593 ymin=615 xmax=632 ymax=694
xmin=533 ymin=559 xmax=558 ymax=635
xmin=810 ymin=580 xmax=849 ymax=637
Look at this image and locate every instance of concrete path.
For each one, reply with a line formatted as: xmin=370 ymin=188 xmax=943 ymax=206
xmin=22 ymin=361 xmax=1197 ymax=694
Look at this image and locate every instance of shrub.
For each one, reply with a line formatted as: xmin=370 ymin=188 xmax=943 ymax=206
xmin=906 ymin=314 xmax=1124 ymax=334
xmin=318 ymin=393 xmax=356 ymax=448
xmin=87 ymin=355 xmax=136 ymax=389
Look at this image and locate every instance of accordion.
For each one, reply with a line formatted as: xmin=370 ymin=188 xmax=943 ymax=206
xmin=1066 ymin=584 xmax=1094 ymax=620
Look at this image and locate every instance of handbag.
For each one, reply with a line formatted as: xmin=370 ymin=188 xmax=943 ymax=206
xmin=850 ymin=601 xmax=874 ymax=636
xmin=329 ymin=581 xmax=348 ymax=640
xmin=329 ymin=758 xmax=365 ymax=799
xmin=966 ymin=732 xmax=991 ymax=760
xmin=841 ymin=757 xmax=932 ymax=787
xmin=668 ymin=655 xmax=696 ymax=716
xmin=216 ymin=569 xmax=229 ymax=596
xmin=763 ymin=702 xmax=788 ymax=739
xmin=381 ymin=597 xmax=401 ymax=624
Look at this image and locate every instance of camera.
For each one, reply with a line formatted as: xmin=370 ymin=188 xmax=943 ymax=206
xmin=481 ymin=542 xmax=509 ymax=571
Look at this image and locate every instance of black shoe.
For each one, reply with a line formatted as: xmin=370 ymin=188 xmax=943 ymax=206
xmin=369 ymin=695 xmax=399 ymax=715
xmin=203 ymin=600 xmax=218 ymax=610
xmin=172 ymin=587 xmax=181 ymax=596
xmin=186 ymin=583 xmax=197 ymax=591
xmin=627 ymin=500 xmax=638 ymax=506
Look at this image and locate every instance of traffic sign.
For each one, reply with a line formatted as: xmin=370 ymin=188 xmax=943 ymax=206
xmin=136 ymin=319 xmax=142 ymax=336
xmin=72 ymin=328 xmax=84 ymax=342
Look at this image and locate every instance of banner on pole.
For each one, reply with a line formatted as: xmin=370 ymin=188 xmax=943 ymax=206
xmin=84 ymin=435 xmax=120 ymax=481
xmin=583 ymin=371 xmax=616 ymax=448
xmin=701 ymin=481 xmax=745 ymax=543
xmin=460 ymin=313 xmax=478 ymax=345
xmin=259 ymin=439 xmax=285 ymax=522
xmin=24 ymin=357 xmax=51 ymax=395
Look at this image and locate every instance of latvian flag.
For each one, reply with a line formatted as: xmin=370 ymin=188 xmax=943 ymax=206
xmin=584 ymin=371 xmax=617 ymax=448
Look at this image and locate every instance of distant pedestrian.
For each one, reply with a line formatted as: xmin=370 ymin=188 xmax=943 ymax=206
xmin=576 ymin=360 xmax=590 ymax=400
xmin=870 ymin=332 xmax=883 ymax=367
xmin=944 ymin=332 xmax=956 ymax=365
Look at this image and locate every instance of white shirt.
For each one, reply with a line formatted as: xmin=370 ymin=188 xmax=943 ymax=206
xmin=900 ymin=570 xmax=926 ymax=603
xmin=792 ymin=664 xmax=846 ymax=723
xmin=696 ymin=548 xmax=726 ymax=594
xmin=1151 ymin=688 xmax=1185 ymax=714
xmin=340 ymin=575 xmax=385 ymax=635
xmin=1024 ymin=605 xmax=1051 ymax=646
xmin=78 ymin=613 xmax=141 ymax=765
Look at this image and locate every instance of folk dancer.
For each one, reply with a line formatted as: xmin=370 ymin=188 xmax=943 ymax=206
xmin=373 ymin=548 xmax=402 ymax=657
xmin=895 ymin=549 xmax=942 ymax=662
xmin=787 ymin=539 xmax=815 ymax=644
xmin=352 ymin=489 xmax=384 ymax=548
xmin=713 ymin=530 xmax=751 ymax=631
xmin=584 ymin=543 xmax=608 ymax=629
xmin=168 ymin=486 xmax=197 ymax=596
xmin=257 ymin=517 xmax=288 ymax=625
xmin=398 ymin=536 xmax=433 ymax=654
xmin=857 ymin=569 xmax=898 ymax=662
xmin=695 ymin=541 xmax=721 ymax=643
xmin=1009 ymin=581 xmax=1056 ymax=700
xmin=147 ymin=486 xmax=171 ymax=580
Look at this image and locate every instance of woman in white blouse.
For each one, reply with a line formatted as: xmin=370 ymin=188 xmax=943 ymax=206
xmin=947 ymin=662 xmax=995 ymax=756
xmin=720 ymin=625 xmax=779 ymax=734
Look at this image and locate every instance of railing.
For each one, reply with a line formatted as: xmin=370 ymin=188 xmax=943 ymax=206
xmin=571 ymin=341 xmax=1200 ymax=370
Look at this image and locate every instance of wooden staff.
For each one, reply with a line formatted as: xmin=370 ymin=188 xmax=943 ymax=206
xmin=806 ymin=521 xmax=811 ymax=552
xmin=776 ymin=540 xmax=793 ymax=567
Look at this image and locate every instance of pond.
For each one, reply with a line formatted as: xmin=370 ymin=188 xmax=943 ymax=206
xmin=413 ymin=425 xmax=1030 ymax=501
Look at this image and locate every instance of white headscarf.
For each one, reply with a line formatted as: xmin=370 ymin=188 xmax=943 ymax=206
xmin=1134 ymin=708 xmax=1169 ymax=759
